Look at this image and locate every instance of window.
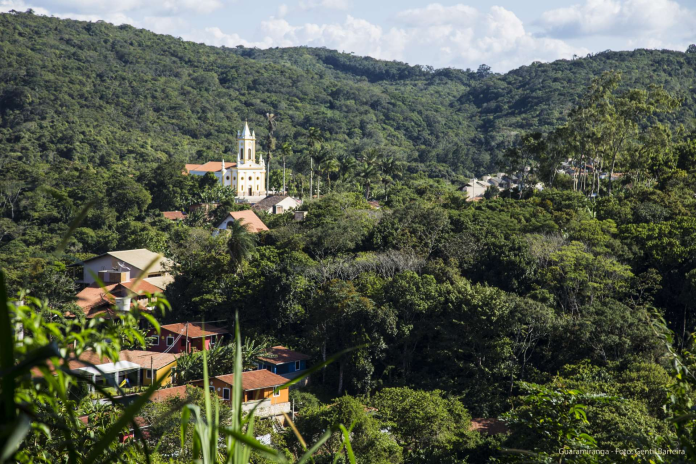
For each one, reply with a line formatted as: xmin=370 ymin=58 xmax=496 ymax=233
xmin=239 ymin=148 xmax=243 ymax=157
xmin=248 ymin=176 xmax=252 ymax=181
xmin=226 ymin=176 xmax=230 ymax=180
xmin=166 ymin=336 xmax=174 ymax=346
xmin=248 ymin=148 xmax=251 ymax=158
xmin=209 ymin=386 xmax=215 ymax=394
xmin=295 ymin=361 xmax=301 ymax=371
xmin=256 ymin=177 xmax=259 ymax=181
xmin=154 ymin=336 xmax=160 ymax=346
xmin=223 ymin=388 xmax=230 ymax=400
xmin=145 ymin=370 xmax=152 ymax=379
xmin=273 ymin=389 xmax=280 ymax=397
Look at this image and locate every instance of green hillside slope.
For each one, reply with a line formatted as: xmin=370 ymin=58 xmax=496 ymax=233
xmin=1 ymin=11 xmax=695 ymax=177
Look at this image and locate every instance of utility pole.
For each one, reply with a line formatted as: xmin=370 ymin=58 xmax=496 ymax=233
xmin=310 ymin=158 xmax=313 ymax=199
xmin=283 ymin=157 xmax=286 ymax=194
xmin=185 ymin=323 xmax=189 ymax=353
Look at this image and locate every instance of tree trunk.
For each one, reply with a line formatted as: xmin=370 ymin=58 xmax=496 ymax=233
xmin=337 ymin=362 xmax=344 ymax=395
xmin=283 ymin=156 xmax=286 ymax=194
xmin=322 ymin=339 xmax=327 ymax=384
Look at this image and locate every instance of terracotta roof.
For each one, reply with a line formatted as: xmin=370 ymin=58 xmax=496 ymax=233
xmin=252 ymin=195 xmax=296 ymax=210
xmin=214 ymin=370 xmax=289 ymax=391
xmin=163 ymin=211 xmax=187 ymax=220
xmin=220 ymin=210 xmax=269 ymax=233
xmin=75 ymin=279 xmax=167 ymax=317
xmin=186 ymin=161 xmax=236 ymax=173
xmin=119 ymin=350 xmax=180 ymax=370
xmin=258 ymin=346 xmax=310 ymax=365
xmin=149 ymin=385 xmax=191 ymax=403
xmin=160 ymin=322 xmax=229 ymax=339
xmin=35 ymin=349 xmax=180 ymax=376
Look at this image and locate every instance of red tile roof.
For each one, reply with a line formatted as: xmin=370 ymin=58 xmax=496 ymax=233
xmin=75 ymin=279 xmax=166 ymax=318
xmin=214 ymin=370 xmax=289 ymax=391
xmin=163 ymin=211 xmax=187 ymax=220
xmin=257 ymin=346 xmax=310 ymax=365
xmin=160 ymin=322 xmax=229 ymax=339
xmin=149 ymin=385 xmax=191 ymax=403
xmin=185 ymin=161 xmax=236 ymax=173
xmin=224 ymin=210 xmax=269 ymax=233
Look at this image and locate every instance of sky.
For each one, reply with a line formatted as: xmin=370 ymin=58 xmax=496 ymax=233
xmin=2 ymin=0 xmax=696 ymax=72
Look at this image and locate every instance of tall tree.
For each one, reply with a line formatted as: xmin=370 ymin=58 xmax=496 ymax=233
xmin=226 ymin=219 xmax=256 ymax=273
xmin=265 ymin=112 xmax=277 ymax=194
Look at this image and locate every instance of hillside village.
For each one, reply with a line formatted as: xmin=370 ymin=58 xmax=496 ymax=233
xmin=4 ymin=10 xmax=696 ymax=464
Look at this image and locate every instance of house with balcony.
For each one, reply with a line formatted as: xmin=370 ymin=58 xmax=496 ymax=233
xmin=257 ymin=346 xmax=310 ymax=386
xmin=74 ymin=249 xmax=174 ymax=319
xmin=190 ymin=370 xmax=291 ymax=420
xmin=148 ymin=322 xmax=229 ymax=354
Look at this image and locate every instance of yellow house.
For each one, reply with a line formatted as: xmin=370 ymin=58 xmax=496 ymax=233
xmin=119 ymin=350 xmax=181 ymax=386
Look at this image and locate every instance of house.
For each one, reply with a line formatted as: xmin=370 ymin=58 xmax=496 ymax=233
xmin=252 ymin=195 xmax=301 ymax=214
xmin=215 ymin=210 xmax=269 ymax=234
xmin=78 ymin=249 xmax=174 ymax=286
xmin=294 ymin=211 xmax=308 ymax=222
xmin=148 ymin=322 xmax=229 ymax=354
xmin=190 ymin=370 xmax=291 ymax=420
xmin=184 ymin=122 xmax=267 ymax=199
xmin=461 ymin=179 xmax=490 ymax=202
xmin=257 ymin=346 xmax=310 ymax=383
xmin=54 ymin=349 xmax=181 ymax=392
xmin=74 ymin=273 xmax=172 ymax=319
xmin=163 ymin=211 xmax=187 ymax=221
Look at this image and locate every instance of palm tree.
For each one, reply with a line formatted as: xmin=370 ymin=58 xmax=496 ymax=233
xmin=281 ymin=141 xmax=292 ymax=194
xmin=265 ymin=113 xmax=277 ymax=194
xmin=321 ymin=158 xmax=341 ymax=193
xmin=356 ymin=162 xmax=380 ymax=200
xmin=226 ymin=219 xmax=256 ymax=273
xmin=379 ymin=154 xmax=404 ymax=200
xmin=306 ymin=127 xmax=323 ymax=198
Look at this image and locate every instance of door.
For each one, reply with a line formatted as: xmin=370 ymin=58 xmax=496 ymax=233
xmin=248 ymin=187 xmax=252 ymax=196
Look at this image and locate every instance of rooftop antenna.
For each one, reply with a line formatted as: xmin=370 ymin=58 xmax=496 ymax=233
xmin=117 ymin=261 xmax=131 ymax=272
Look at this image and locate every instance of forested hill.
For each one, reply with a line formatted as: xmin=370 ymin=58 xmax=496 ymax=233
xmin=1 ymin=11 xmax=696 ymax=176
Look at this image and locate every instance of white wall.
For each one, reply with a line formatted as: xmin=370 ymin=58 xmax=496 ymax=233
xmin=82 ymin=255 xmax=144 ymax=284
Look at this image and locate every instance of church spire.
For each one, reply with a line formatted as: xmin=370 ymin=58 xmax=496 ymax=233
xmin=241 ymin=120 xmax=252 ymax=138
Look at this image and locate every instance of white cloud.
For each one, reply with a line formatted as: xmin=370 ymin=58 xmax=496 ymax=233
xmin=396 ymin=3 xmax=478 ymax=27
xmin=537 ymin=0 xmax=694 ymax=39
xmin=298 ymin=0 xmax=350 ymax=11
xmin=0 ymin=0 xmax=49 ymax=14
xmin=209 ymin=4 xmax=587 ymax=72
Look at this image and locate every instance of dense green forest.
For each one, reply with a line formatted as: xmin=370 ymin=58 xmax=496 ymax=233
xmin=3 ymin=10 xmax=696 ymax=464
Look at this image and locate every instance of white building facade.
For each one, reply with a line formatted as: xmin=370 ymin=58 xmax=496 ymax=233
xmin=187 ymin=122 xmax=267 ymax=198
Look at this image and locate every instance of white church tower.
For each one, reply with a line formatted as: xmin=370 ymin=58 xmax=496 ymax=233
xmin=185 ymin=122 xmax=266 ymax=199
xmin=232 ymin=121 xmax=266 ymax=198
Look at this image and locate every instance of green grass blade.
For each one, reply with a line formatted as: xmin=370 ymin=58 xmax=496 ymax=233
xmin=83 ymin=377 xmax=164 ymax=464
xmin=0 ymin=414 xmax=30 ymax=462
xmin=276 ymin=345 xmax=364 ymax=393
xmin=0 ymin=271 xmax=16 ymax=424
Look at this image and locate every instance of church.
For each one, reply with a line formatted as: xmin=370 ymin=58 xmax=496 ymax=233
xmin=185 ymin=122 xmax=267 ymax=198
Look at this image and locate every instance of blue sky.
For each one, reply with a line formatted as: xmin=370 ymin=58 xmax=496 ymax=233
xmin=3 ymin=0 xmax=695 ymax=72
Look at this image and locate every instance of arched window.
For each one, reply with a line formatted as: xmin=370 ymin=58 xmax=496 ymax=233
xmin=239 ymin=148 xmax=243 ymax=157
xmin=248 ymin=148 xmax=252 ymax=159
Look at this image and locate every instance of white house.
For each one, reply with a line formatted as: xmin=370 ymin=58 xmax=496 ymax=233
xmin=252 ymin=195 xmax=301 ymax=214
xmin=79 ymin=249 xmax=173 ymax=285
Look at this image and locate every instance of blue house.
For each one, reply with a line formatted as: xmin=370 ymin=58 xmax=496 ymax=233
xmin=257 ymin=346 xmax=310 ymax=381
